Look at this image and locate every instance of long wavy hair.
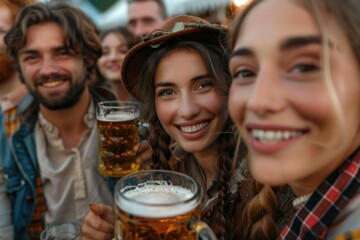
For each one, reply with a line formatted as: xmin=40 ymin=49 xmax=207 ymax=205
xmin=135 ymin=40 xmax=235 ymax=239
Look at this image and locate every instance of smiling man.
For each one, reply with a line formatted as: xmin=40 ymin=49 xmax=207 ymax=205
xmin=3 ymin=2 xmax=116 ymax=239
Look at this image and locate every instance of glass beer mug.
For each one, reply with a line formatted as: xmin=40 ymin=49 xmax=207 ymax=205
xmin=115 ymin=170 xmax=217 ymax=240
xmin=40 ymin=222 xmax=82 ymax=240
xmin=96 ymin=101 xmax=142 ymax=177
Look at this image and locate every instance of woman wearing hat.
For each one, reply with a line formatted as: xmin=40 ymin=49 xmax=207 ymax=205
xmin=82 ymin=15 xmax=293 ymax=240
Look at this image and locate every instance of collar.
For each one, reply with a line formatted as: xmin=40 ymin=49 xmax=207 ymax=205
xmin=38 ymin=100 xmax=95 ymax=136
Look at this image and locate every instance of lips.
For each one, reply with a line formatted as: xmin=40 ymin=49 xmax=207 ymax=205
xmin=179 ymin=121 xmax=209 ymax=133
xmin=41 ymin=80 xmax=65 ymax=88
xmin=251 ymin=129 xmax=303 ymax=143
xmin=105 ymin=63 xmax=120 ymax=71
xmin=36 ymin=73 xmax=70 ymax=89
xmin=246 ymin=125 xmax=309 ymax=153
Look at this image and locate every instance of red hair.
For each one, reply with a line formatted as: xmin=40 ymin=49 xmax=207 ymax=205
xmin=0 ymin=0 xmax=35 ymax=21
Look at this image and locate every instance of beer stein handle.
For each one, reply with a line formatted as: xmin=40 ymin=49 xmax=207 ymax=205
xmin=188 ymin=217 xmax=217 ymax=240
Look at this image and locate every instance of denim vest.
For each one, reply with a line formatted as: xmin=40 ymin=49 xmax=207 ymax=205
xmin=0 ymin=94 xmax=33 ymax=240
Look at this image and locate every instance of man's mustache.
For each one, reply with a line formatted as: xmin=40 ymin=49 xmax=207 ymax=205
xmin=35 ymin=73 xmax=71 ymax=85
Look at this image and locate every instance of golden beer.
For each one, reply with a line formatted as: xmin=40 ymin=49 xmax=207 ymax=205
xmin=115 ymin=183 xmax=200 ymax=240
xmin=97 ymin=111 xmax=141 ymax=177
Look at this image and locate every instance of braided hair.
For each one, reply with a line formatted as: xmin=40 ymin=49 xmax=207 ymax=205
xmin=134 ymin=40 xmax=235 ymax=239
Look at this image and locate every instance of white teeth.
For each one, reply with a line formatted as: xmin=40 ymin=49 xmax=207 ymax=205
xmin=42 ymin=80 xmax=64 ymax=88
xmin=251 ymin=129 xmax=302 ymax=143
xmin=180 ymin=122 xmax=209 ymax=133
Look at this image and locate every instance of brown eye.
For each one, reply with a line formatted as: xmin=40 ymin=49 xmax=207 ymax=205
xmin=231 ymin=67 xmax=256 ymax=86
xmin=291 ymin=64 xmax=320 ymax=73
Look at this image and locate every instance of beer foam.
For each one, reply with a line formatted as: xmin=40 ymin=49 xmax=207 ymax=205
xmin=117 ymin=181 xmax=199 ymax=218
xmin=97 ymin=111 xmax=136 ymax=122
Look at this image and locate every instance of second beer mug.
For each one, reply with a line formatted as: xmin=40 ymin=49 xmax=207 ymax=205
xmin=115 ymin=170 xmax=217 ymax=240
xmin=96 ymin=101 xmax=141 ymax=177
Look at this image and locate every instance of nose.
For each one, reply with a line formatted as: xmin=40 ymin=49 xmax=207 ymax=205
xmin=108 ymin=50 xmax=119 ymax=61
xmin=177 ymin=95 xmax=200 ymax=119
xmin=134 ymin=23 xmax=148 ymax=39
xmin=39 ymin=57 xmax=58 ymax=76
xmin=247 ymin=67 xmax=285 ymax=116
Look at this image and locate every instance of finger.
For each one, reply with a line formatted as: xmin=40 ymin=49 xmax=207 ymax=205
xmin=89 ymin=204 xmax=115 ymax=224
xmin=136 ymin=147 xmax=153 ymax=165
xmin=83 ymin=211 xmax=114 ymax=238
xmin=134 ymin=140 xmax=150 ymax=153
xmin=81 ymin=222 xmax=113 ymax=240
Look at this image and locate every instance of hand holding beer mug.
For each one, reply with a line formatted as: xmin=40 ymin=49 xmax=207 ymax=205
xmin=115 ymin=170 xmax=217 ymax=240
xmin=97 ymin=101 xmax=142 ymax=177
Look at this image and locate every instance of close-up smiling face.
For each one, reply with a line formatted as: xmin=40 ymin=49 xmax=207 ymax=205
xmin=155 ymin=48 xmax=228 ymax=156
xmin=18 ymin=22 xmax=88 ymax=110
xmin=97 ymin=32 xmax=128 ymax=83
xmin=228 ymin=0 xmax=360 ymax=195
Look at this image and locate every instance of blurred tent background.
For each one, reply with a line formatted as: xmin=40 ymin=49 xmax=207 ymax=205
xmin=38 ymin=0 xmax=251 ymax=30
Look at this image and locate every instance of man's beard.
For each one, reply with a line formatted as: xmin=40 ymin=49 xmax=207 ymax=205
xmin=25 ymin=71 xmax=88 ymax=111
xmin=0 ymin=53 xmax=15 ymax=83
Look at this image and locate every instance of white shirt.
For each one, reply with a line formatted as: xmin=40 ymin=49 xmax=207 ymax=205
xmin=35 ymin=101 xmax=113 ymax=226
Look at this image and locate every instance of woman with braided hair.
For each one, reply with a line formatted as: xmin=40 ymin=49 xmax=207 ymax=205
xmin=82 ymin=15 xmax=294 ymax=240
xmin=229 ymin=0 xmax=360 ymax=239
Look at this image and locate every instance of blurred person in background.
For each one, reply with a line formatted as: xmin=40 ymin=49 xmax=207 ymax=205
xmin=97 ymin=27 xmax=136 ymax=101
xmin=0 ymin=0 xmax=34 ymax=137
xmin=3 ymin=2 xmax=118 ymax=239
xmin=0 ymin=0 xmax=34 ymax=238
xmin=127 ymin=0 xmax=167 ymax=40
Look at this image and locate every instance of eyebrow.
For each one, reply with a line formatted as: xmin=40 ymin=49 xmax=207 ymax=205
xmin=154 ymin=74 xmax=210 ymax=88
xmin=18 ymin=49 xmax=38 ymax=56
xmin=19 ymin=46 xmax=68 ymax=56
xmin=280 ymin=35 xmax=322 ymax=51
xmin=230 ymin=35 xmax=328 ymax=60
xmin=230 ymin=48 xmax=254 ymax=59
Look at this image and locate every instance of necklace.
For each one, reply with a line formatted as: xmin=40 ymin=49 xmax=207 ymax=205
xmin=292 ymin=193 xmax=312 ymax=209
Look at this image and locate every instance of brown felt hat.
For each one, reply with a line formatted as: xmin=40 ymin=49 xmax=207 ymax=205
xmin=121 ymin=15 xmax=228 ymax=100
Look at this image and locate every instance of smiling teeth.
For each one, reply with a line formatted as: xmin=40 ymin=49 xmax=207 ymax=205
xmin=180 ymin=122 xmax=209 ymax=133
xmin=42 ymin=80 xmax=64 ymax=88
xmin=251 ymin=130 xmax=302 ymax=143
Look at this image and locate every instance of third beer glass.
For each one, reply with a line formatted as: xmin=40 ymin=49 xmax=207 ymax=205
xmin=97 ymin=101 xmax=141 ymax=177
xmin=115 ymin=170 xmax=216 ymax=240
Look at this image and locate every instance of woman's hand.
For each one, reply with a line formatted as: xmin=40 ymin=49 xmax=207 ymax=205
xmin=135 ymin=140 xmax=153 ymax=169
xmin=81 ymin=204 xmax=114 ymax=240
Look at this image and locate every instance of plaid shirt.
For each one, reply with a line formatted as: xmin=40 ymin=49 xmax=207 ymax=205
xmin=279 ymin=146 xmax=360 ymax=240
xmin=3 ymin=107 xmax=20 ymax=138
